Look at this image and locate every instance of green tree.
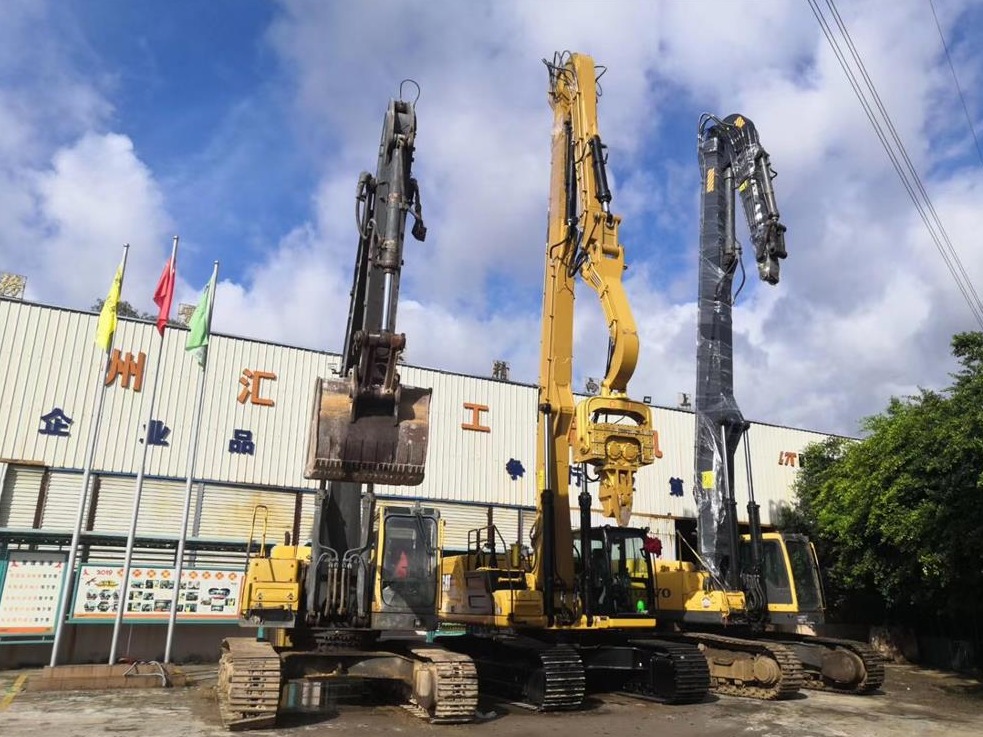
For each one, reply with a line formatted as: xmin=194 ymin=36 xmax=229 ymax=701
xmin=90 ymin=299 xmax=151 ymax=319
xmin=90 ymin=299 xmax=184 ymax=328
xmin=784 ymin=332 xmax=983 ymax=636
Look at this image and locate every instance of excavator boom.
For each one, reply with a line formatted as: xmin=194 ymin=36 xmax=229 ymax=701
xmin=694 ymin=112 xmax=786 ymax=591
xmin=306 ymin=93 xmax=432 ymax=485
xmin=537 ymin=53 xmax=659 ymax=577
xmin=436 ymin=53 xmax=709 ymax=712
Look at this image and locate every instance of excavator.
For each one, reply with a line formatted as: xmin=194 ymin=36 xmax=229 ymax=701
xmin=216 ymin=85 xmax=478 ymax=729
xmin=650 ymin=112 xmax=883 ymax=698
xmin=436 ymin=52 xmax=710 ymax=711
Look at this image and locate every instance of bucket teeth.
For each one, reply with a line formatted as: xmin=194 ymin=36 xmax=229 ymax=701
xmin=304 ymin=379 xmax=431 ymax=485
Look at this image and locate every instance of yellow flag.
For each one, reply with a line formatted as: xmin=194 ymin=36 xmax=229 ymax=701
xmin=95 ymin=264 xmax=123 ymax=350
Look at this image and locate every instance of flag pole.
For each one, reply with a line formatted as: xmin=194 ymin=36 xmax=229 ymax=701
xmin=109 ymin=235 xmax=179 ymax=665
xmin=49 ymin=243 xmax=130 ymax=667
xmin=164 ymin=260 xmax=218 ymax=663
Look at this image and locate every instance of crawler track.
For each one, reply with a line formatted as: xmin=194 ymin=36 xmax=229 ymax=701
xmin=447 ymin=637 xmax=586 ymax=711
xmin=624 ymin=639 xmax=711 ymax=704
xmin=674 ymin=633 xmax=805 ymax=699
xmin=404 ymin=647 xmax=479 ymax=723
xmin=796 ymin=637 xmax=885 ymax=694
xmin=529 ymin=644 xmax=587 ymax=711
xmin=217 ymin=638 xmax=282 ymax=730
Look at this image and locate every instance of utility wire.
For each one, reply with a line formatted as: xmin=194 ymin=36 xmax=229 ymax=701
xmin=928 ymin=0 xmax=983 ymax=168
xmin=806 ymin=0 xmax=983 ymax=329
xmin=824 ymin=0 xmax=983 ymax=322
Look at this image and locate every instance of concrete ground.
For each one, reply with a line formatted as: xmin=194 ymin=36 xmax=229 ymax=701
xmin=0 ymin=662 xmax=980 ymax=737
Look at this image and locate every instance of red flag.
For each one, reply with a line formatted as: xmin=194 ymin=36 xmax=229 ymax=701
xmin=153 ymin=256 xmax=176 ymax=336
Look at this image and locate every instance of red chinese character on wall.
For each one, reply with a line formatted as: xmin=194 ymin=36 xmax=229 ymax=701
xmin=462 ymin=403 xmax=490 ymax=433
xmin=237 ymin=369 xmax=277 ymax=406
xmin=105 ymin=349 xmax=146 ymax=391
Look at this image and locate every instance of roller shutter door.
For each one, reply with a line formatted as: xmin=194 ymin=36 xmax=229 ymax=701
xmin=90 ymin=476 xmax=196 ymax=537
xmin=433 ymin=503 xmax=491 ymax=553
xmin=91 ymin=475 xmax=132 ymax=533
xmin=196 ymin=485 xmax=295 ymax=544
xmin=0 ymin=465 xmax=44 ymax=529
xmin=487 ymin=507 xmax=520 ymax=550
xmin=39 ymin=471 xmax=89 ymax=532
xmin=518 ymin=508 xmax=537 ymax=550
xmin=298 ymin=490 xmax=317 ymax=545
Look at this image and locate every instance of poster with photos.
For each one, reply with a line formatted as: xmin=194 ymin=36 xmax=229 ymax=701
xmin=70 ymin=564 xmax=243 ymax=622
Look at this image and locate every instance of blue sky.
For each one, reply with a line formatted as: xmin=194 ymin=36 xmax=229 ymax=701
xmin=66 ymin=2 xmax=312 ymax=288
xmin=2 ymin=0 xmax=983 ymax=437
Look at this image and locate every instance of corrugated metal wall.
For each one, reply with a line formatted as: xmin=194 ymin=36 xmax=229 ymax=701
xmin=0 ymin=299 xmax=837 ymax=536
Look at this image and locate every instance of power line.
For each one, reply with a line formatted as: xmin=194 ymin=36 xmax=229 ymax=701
xmin=928 ymin=0 xmax=983 ymax=168
xmin=806 ymin=0 xmax=983 ymax=329
xmin=824 ymin=0 xmax=983 ymax=322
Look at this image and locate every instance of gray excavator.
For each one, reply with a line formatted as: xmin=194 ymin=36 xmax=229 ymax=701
xmin=216 ymin=84 xmax=478 ymax=730
xmin=651 ymin=112 xmax=883 ymax=699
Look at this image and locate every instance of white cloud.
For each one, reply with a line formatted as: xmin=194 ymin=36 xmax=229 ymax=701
xmin=2 ymin=0 xmax=983 ymax=441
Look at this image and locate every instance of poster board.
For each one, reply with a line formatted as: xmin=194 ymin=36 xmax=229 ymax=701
xmin=0 ymin=551 xmax=69 ymax=636
xmin=70 ymin=563 xmax=243 ymax=623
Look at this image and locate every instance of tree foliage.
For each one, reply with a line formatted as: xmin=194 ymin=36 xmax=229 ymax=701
xmin=783 ymin=332 xmax=983 ymax=633
xmin=90 ymin=299 xmax=183 ymax=328
xmin=91 ymin=299 xmax=150 ymax=319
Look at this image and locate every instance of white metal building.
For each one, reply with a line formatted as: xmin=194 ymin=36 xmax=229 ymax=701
xmin=0 ymin=297 xmax=835 ymax=663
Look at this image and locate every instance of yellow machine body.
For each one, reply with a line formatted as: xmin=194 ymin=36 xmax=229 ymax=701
xmin=652 ymin=560 xmax=746 ymax=620
xmin=654 ymin=532 xmax=823 ymax=624
xmin=440 ymin=51 xmax=660 ymax=627
xmin=439 ymin=554 xmax=656 ymax=632
xmin=239 ymin=544 xmax=311 ymax=625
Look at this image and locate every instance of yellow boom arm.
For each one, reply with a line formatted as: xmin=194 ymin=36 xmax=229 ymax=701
xmin=533 ymin=52 xmax=660 ymax=605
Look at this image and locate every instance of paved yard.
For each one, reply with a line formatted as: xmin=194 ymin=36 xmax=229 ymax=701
xmin=1 ymin=663 xmax=980 ymax=737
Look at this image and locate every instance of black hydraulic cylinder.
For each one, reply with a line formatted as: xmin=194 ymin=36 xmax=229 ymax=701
xmin=540 ymin=403 xmax=556 ymax=626
xmin=589 ymin=135 xmax=612 ymax=211
xmin=579 ymin=485 xmax=593 ymax=626
xmin=306 ymin=479 xmax=361 ymax=618
xmin=564 ymin=122 xmax=578 ymax=237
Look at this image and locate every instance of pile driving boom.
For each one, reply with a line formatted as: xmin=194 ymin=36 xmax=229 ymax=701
xmin=437 ymin=52 xmax=709 ymax=712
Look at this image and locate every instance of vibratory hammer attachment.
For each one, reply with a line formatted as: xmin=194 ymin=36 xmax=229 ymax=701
xmin=304 ymin=376 xmax=432 ymax=486
xmin=571 ymin=395 xmax=661 ymax=526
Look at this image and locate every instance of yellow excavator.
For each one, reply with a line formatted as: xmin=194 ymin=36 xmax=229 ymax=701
xmin=650 ymin=112 xmax=883 ymax=698
xmin=436 ymin=52 xmax=710 ymax=710
xmin=216 ymin=85 xmax=478 ymax=729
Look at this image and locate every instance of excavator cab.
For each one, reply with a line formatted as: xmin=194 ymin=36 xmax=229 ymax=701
xmin=739 ymin=532 xmax=825 ymax=626
xmin=375 ymin=506 xmax=441 ymax=628
xmin=573 ymin=526 xmax=656 ymax=618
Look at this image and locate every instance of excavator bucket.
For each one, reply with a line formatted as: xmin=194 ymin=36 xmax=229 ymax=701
xmin=304 ymin=377 xmax=432 ymax=486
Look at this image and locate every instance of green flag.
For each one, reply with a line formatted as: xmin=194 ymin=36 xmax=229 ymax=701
xmin=185 ymin=266 xmax=217 ymax=367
